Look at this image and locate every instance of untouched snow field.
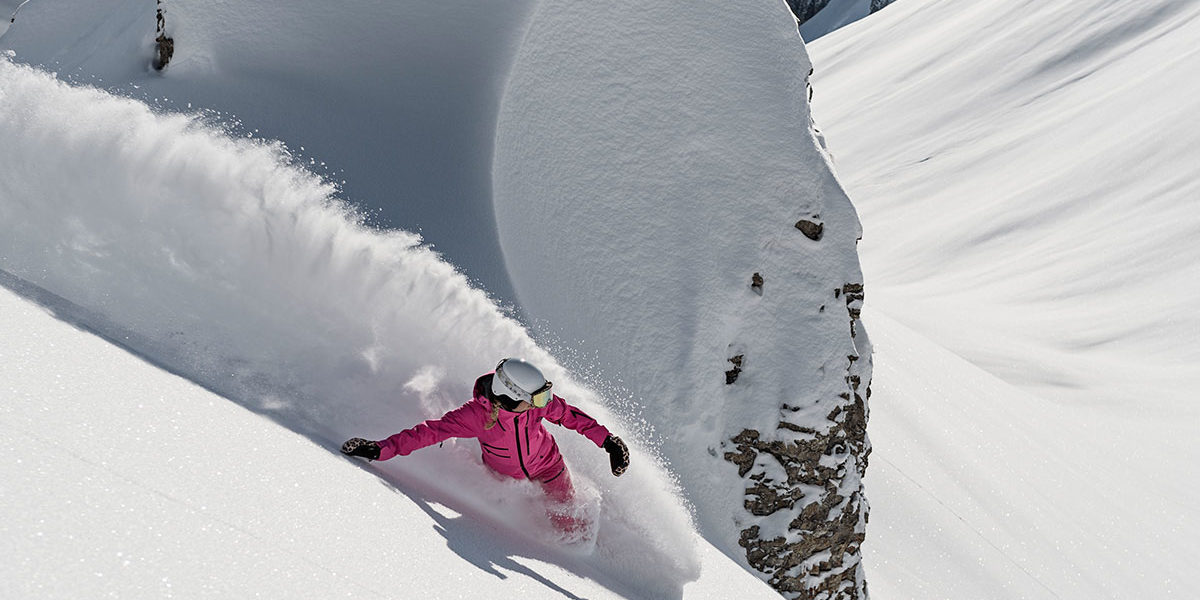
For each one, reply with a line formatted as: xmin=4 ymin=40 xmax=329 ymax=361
xmin=809 ymin=0 xmax=1200 ymax=597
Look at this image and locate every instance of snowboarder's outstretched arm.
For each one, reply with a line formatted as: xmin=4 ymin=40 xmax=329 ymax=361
xmin=543 ymin=397 xmax=610 ymax=447
xmin=342 ymin=401 xmax=482 ymax=461
xmin=544 ymin=397 xmax=630 ymax=476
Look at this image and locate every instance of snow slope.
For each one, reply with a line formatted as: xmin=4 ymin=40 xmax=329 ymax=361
xmin=0 ymin=281 xmax=775 ymax=599
xmin=807 ymin=0 xmax=1200 ymax=596
xmin=863 ymin=308 xmax=1198 ymax=599
xmin=0 ymin=55 xmax=783 ymax=598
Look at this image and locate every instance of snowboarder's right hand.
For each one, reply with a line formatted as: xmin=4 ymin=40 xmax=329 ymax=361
xmin=341 ymin=437 xmax=381 ymax=461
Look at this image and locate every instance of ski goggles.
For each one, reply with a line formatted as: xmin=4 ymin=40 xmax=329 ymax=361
xmin=530 ymin=381 xmax=554 ymax=408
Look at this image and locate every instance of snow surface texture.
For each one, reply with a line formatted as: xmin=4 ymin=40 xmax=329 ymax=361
xmin=0 ymin=0 xmax=533 ymax=305
xmin=494 ymin=1 xmax=870 ymax=596
xmin=808 ymin=0 xmax=1200 ymax=596
xmin=0 ymin=281 xmax=777 ymax=599
xmin=0 ymin=56 xmax=791 ymax=599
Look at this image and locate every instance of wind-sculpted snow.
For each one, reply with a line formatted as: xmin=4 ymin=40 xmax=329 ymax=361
xmin=0 ymin=56 xmax=700 ymax=596
xmin=808 ymin=0 xmax=1200 ymax=596
xmin=494 ymin=1 xmax=871 ymax=595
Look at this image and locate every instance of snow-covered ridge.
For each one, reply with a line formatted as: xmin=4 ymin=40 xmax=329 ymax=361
xmin=494 ymin=1 xmax=871 ymax=596
xmin=0 ymin=55 xmax=715 ymax=597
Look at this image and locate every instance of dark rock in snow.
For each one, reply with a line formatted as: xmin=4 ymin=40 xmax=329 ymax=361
xmin=726 ymin=354 xmax=745 ymax=384
xmin=796 ymin=219 xmax=824 ymax=241
xmin=153 ymin=1 xmax=173 ymax=71
xmin=724 ymin=278 xmax=870 ymax=599
xmin=784 ymin=0 xmax=835 ymax=23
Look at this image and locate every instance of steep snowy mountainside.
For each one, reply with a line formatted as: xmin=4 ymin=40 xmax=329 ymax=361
xmin=809 ymin=0 xmax=1200 ymax=409
xmin=0 ymin=54 xmax=756 ymax=598
xmin=807 ymin=0 xmax=1200 ymax=596
xmin=495 ymin=1 xmax=871 ymax=597
xmin=796 ymin=0 xmax=898 ymax=41
xmin=0 ymin=0 xmax=532 ymax=304
xmin=0 ymin=281 xmax=778 ymax=600
xmin=862 ymin=308 xmax=1198 ymax=599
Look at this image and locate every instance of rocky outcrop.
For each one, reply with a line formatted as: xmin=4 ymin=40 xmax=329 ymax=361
xmin=724 ymin=282 xmax=872 ymax=599
xmin=869 ymin=0 xmax=897 ymax=14
xmin=785 ymin=1 xmax=836 ymax=24
xmin=785 ymin=0 xmax=899 ymax=28
xmin=714 ymin=11 xmax=874 ymax=597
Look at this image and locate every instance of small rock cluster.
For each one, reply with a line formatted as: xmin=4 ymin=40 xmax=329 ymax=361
xmin=154 ymin=1 xmax=174 ymax=71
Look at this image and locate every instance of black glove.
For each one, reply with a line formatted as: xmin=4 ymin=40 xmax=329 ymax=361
xmin=341 ymin=437 xmax=381 ymax=460
xmin=603 ymin=435 xmax=630 ymax=476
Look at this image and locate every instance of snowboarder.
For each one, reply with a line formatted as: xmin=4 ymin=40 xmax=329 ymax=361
xmin=341 ymin=358 xmax=630 ymax=532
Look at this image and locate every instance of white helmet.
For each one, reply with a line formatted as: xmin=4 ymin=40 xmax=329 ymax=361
xmin=492 ymin=358 xmax=554 ymax=407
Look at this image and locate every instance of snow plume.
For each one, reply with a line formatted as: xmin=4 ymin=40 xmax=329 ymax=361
xmin=0 ymin=56 xmax=699 ymax=596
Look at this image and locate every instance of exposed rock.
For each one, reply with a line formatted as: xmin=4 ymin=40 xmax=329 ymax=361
xmin=783 ymin=0 xmax=898 ymax=28
xmin=724 ymin=281 xmax=871 ymax=599
xmin=153 ymin=1 xmax=174 ymax=71
xmin=784 ymin=0 xmax=835 ymax=23
xmin=842 ymin=283 xmax=864 ymax=335
xmin=795 ymin=219 xmax=824 ymax=241
xmin=154 ymin=35 xmax=174 ymax=71
xmin=726 ymin=379 xmax=870 ymax=598
xmin=726 ymin=354 xmax=745 ymax=384
xmin=752 ymin=272 xmax=765 ymax=295
xmin=869 ymin=0 xmax=897 ymax=14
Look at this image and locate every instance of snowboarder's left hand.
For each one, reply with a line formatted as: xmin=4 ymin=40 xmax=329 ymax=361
xmin=603 ymin=435 xmax=629 ymax=476
xmin=341 ymin=437 xmax=381 ymax=460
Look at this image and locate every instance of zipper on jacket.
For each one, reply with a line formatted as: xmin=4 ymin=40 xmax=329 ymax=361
xmin=513 ymin=415 xmax=532 ymax=479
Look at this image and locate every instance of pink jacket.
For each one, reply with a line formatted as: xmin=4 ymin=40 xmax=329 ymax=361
xmin=376 ymin=374 xmax=611 ymax=481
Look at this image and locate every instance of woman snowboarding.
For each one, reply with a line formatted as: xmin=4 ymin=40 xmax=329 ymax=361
xmin=341 ymin=358 xmax=630 ymax=532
